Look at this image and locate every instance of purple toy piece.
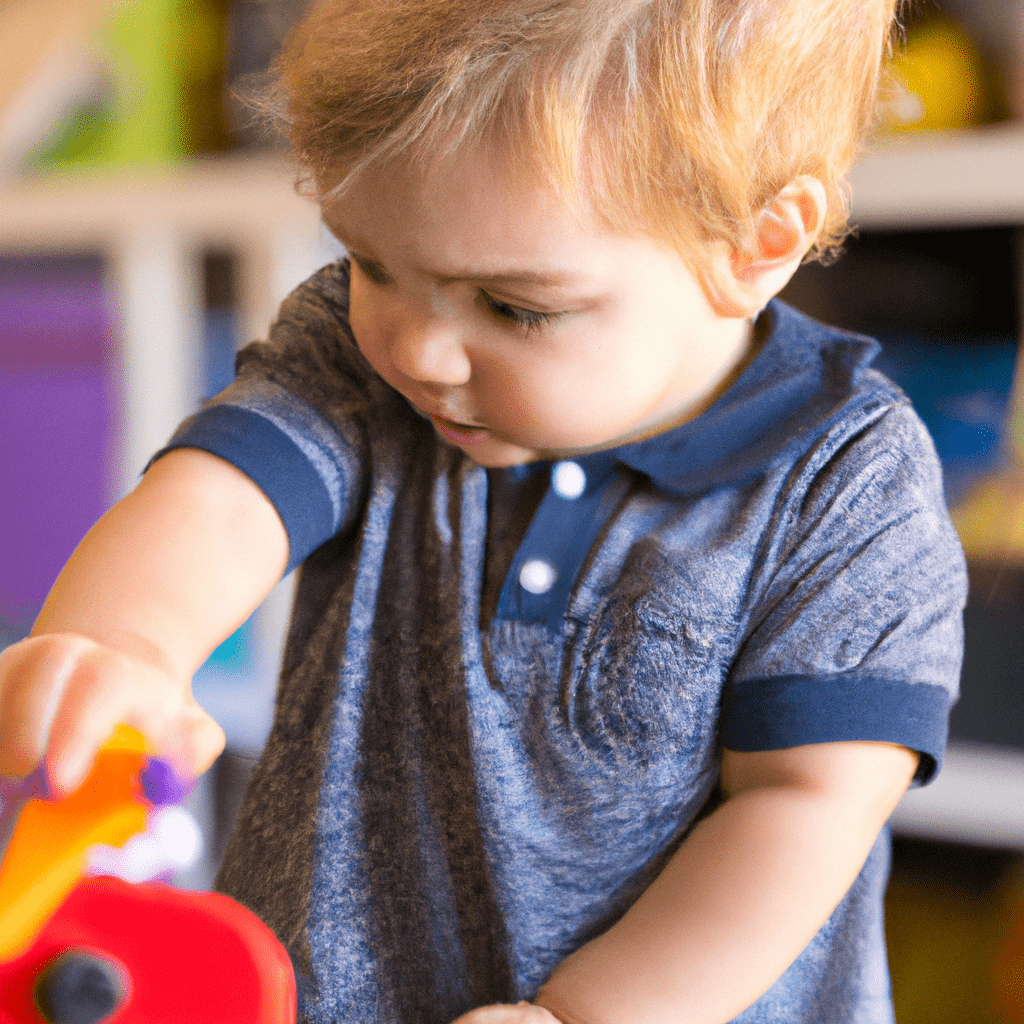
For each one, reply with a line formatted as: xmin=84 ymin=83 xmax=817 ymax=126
xmin=139 ymin=758 xmax=194 ymax=805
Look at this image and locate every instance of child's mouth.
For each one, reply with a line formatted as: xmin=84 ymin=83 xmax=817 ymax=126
xmin=430 ymin=415 xmax=489 ymax=446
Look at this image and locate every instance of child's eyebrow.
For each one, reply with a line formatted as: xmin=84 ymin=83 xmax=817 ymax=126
xmin=445 ymin=267 xmax=586 ymax=288
xmin=324 ymin=218 xmax=588 ymax=289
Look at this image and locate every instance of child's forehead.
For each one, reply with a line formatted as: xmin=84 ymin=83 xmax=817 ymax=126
xmin=322 ymin=144 xmax=594 ymax=245
xmin=317 ymin=139 xmax=682 ymax=267
xmin=322 ymin=138 xmax=588 ymax=211
xmin=320 ymin=148 xmax=704 ymax=291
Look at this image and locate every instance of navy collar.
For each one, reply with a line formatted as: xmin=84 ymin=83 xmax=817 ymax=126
xmin=601 ymin=299 xmax=887 ymax=496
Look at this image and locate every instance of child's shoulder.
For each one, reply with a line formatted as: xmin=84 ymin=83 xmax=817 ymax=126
xmin=758 ymin=300 xmax=944 ymax=495
xmin=620 ymin=298 xmax=920 ymax=499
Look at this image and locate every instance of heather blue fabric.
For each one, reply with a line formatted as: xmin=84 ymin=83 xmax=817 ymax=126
xmin=159 ymin=260 xmax=966 ymax=1024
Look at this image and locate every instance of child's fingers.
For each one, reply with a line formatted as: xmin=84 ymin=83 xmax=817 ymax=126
xmin=157 ymin=699 xmax=227 ymax=781
xmin=43 ymin=651 xmax=144 ymax=794
xmin=450 ymin=1003 xmax=564 ymax=1024
xmin=44 ymin=643 xmax=224 ymax=796
xmin=0 ymin=635 xmax=84 ymax=777
xmin=30 ymin=637 xmax=150 ymax=793
xmin=0 ymin=632 xmax=224 ymax=797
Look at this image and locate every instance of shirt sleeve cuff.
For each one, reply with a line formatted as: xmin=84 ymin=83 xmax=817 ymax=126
xmin=721 ymin=675 xmax=952 ymax=785
xmin=149 ymin=404 xmax=338 ymax=574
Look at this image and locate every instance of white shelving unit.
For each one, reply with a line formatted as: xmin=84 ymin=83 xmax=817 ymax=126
xmin=849 ymin=123 xmax=1024 ymax=230
xmin=893 ymin=741 xmax=1024 ymax=850
xmin=2 ymin=127 xmax=1024 ymax=847
xmin=0 ymin=154 xmax=329 ymax=756
xmin=0 ymin=154 xmax=326 ymax=495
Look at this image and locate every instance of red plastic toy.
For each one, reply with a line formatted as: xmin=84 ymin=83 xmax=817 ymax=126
xmin=0 ymin=728 xmax=296 ymax=1023
xmin=0 ymin=876 xmax=295 ymax=1023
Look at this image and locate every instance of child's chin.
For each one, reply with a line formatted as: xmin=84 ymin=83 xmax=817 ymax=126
xmin=463 ymin=437 xmax=542 ymax=468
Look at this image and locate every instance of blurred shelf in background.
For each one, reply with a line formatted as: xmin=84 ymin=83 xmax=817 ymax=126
xmin=0 ymin=154 xmax=329 ymax=764
xmin=0 ymin=154 xmax=324 ymax=498
xmin=850 ymin=123 xmax=1024 ymax=229
xmin=894 ymin=742 xmax=1024 ymax=851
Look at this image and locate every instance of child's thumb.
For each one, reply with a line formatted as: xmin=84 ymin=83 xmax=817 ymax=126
xmin=168 ymin=701 xmax=226 ymax=780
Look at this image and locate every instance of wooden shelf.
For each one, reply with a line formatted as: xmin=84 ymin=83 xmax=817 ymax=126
xmin=0 ymin=154 xmax=319 ymax=249
xmin=848 ymin=125 xmax=1024 ymax=571
xmin=849 ymin=122 xmax=1024 ymax=230
xmin=0 ymin=154 xmax=328 ymax=494
xmin=892 ymin=741 xmax=1024 ymax=850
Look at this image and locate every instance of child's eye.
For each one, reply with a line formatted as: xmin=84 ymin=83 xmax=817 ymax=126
xmin=482 ymin=293 xmax=562 ymax=334
xmin=350 ymin=253 xmax=390 ymax=286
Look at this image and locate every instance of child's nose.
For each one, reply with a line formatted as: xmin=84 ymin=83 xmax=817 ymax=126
xmin=390 ymin=317 xmax=472 ymax=387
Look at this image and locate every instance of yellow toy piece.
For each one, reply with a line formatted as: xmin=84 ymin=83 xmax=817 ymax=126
xmin=882 ymin=15 xmax=991 ymax=133
xmin=0 ymin=726 xmax=150 ymax=961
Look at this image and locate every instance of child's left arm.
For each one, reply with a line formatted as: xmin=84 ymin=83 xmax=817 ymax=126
xmin=454 ymin=739 xmax=918 ymax=1024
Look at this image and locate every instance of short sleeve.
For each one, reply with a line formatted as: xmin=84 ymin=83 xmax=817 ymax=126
xmin=151 ymin=260 xmax=386 ymax=573
xmin=722 ymin=402 xmax=967 ymax=784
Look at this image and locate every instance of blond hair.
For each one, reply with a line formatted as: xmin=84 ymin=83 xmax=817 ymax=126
xmin=273 ymin=0 xmax=901 ymax=262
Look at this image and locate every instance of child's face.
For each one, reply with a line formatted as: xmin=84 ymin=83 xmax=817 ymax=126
xmin=320 ymin=146 xmax=754 ymax=467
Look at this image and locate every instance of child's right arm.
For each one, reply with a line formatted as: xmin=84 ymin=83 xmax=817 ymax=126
xmin=0 ymin=448 xmax=289 ymax=796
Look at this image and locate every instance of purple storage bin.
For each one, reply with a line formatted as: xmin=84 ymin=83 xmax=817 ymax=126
xmin=0 ymin=256 xmax=118 ymax=642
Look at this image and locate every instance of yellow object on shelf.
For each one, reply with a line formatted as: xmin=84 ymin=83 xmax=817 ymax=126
xmin=950 ymin=470 xmax=1024 ymax=564
xmin=881 ymin=15 xmax=992 ymax=133
xmin=0 ymin=726 xmax=149 ymax=962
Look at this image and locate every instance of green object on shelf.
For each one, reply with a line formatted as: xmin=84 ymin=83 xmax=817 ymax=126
xmin=101 ymin=0 xmax=186 ymax=164
xmin=34 ymin=0 xmax=218 ymax=169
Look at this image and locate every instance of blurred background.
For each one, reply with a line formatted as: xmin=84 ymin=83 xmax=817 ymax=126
xmin=0 ymin=0 xmax=1023 ymax=1019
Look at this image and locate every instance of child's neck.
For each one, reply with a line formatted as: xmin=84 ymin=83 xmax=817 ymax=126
xmin=615 ymin=313 xmax=759 ymax=449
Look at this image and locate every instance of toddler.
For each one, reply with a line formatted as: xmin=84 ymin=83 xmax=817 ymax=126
xmin=0 ymin=0 xmax=966 ymax=1021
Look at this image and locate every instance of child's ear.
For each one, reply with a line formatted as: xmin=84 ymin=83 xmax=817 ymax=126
xmin=704 ymin=176 xmax=828 ymax=319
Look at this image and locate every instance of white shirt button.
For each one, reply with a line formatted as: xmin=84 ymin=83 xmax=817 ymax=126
xmin=552 ymin=460 xmax=586 ymax=499
xmin=519 ymin=558 xmax=557 ymax=595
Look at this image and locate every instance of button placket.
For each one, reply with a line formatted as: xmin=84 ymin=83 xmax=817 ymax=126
xmin=497 ymin=453 xmax=621 ymax=627
xmin=512 ymin=463 xmax=586 ymax=598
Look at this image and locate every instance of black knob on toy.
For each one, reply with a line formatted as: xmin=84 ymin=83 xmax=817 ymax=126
xmin=33 ymin=950 xmax=128 ymax=1024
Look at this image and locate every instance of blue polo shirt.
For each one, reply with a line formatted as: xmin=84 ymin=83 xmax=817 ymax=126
xmin=159 ymin=260 xmax=965 ymax=1024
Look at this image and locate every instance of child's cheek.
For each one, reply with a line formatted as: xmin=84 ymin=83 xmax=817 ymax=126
xmin=348 ymin=293 xmax=390 ymax=379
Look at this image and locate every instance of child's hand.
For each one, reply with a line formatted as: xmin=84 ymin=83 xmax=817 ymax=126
xmin=0 ymin=448 xmax=287 ymax=799
xmin=0 ymin=632 xmax=225 ymax=796
xmin=450 ymin=1002 xmax=566 ymax=1024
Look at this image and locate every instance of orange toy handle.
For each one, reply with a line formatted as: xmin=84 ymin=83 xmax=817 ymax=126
xmin=0 ymin=726 xmax=152 ymax=962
